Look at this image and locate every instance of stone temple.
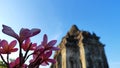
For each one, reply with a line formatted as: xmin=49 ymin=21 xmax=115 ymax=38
xmin=50 ymin=25 xmax=109 ymax=68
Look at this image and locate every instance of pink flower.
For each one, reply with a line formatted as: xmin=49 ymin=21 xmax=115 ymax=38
xmin=2 ymin=25 xmax=41 ymax=42
xmin=10 ymin=57 xmax=27 ymax=68
xmin=0 ymin=40 xmax=18 ymax=54
xmin=30 ymin=34 xmax=59 ymax=66
xmin=41 ymin=34 xmax=60 ymax=51
xmin=22 ymin=38 xmax=37 ymax=51
xmin=30 ymin=50 xmax=56 ymax=66
xmin=33 ymin=34 xmax=59 ymax=57
xmin=40 ymin=50 xmax=56 ymax=66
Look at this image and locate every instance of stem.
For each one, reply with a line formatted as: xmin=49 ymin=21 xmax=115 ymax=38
xmin=28 ymin=47 xmax=50 ymax=67
xmin=28 ymin=50 xmax=44 ymax=68
xmin=19 ymin=40 xmax=23 ymax=67
xmin=34 ymin=51 xmax=43 ymax=63
xmin=34 ymin=47 xmax=49 ymax=63
xmin=7 ymin=54 xmax=9 ymax=68
xmin=25 ymin=53 xmax=33 ymax=62
xmin=30 ymin=49 xmax=46 ymax=66
xmin=0 ymin=54 xmax=7 ymax=65
xmin=23 ymin=43 xmax=32 ymax=63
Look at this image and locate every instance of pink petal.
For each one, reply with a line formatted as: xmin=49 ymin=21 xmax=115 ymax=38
xmin=11 ymin=48 xmax=18 ymax=52
xmin=41 ymin=62 xmax=48 ymax=66
xmin=21 ymin=43 xmax=28 ymax=51
xmin=1 ymin=40 xmax=8 ymax=50
xmin=10 ymin=57 xmax=26 ymax=68
xmin=25 ymin=38 xmax=30 ymax=45
xmin=30 ymin=43 xmax=37 ymax=50
xmin=32 ymin=43 xmax=37 ymax=47
xmin=42 ymin=34 xmax=48 ymax=46
xmin=30 ymin=29 xmax=41 ymax=37
xmin=15 ymin=57 xmax=20 ymax=64
xmin=19 ymin=28 xmax=31 ymax=41
xmin=9 ymin=40 xmax=17 ymax=49
xmin=44 ymin=50 xmax=52 ymax=58
xmin=21 ymin=38 xmax=30 ymax=51
xmin=2 ymin=25 xmax=19 ymax=39
xmin=48 ymin=59 xmax=56 ymax=64
xmin=36 ymin=45 xmax=45 ymax=52
xmin=52 ymin=47 xmax=60 ymax=51
xmin=9 ymin=57 xmax=19 ymax=68
xmin=48 ymin=40 xmax=57 ymax=46
xmin=0 ymin=48 xmax=5 ymax=54
xmin=10 ymin=61 xmax=16 ymax=68
xmin=22 ymin=45 xmax=27 ymax=51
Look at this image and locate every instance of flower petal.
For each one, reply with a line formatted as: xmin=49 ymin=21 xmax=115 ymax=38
xmin=15 ymin=57 xmax=20 ymax=64
xmin=10 ymin=61 xmax=16 ymax=68
xmin=44 ymin=50 xmax=52 ymax=58
xmin=52 ymin=47 xmax=60 ymax=51
xmin=48 ymin=40 xmax=57 ymax=46
xmin=30 ymin=43 xmax=37 ymax=50
xmin=21 ymin=38 xmax=30 ymax=51
xmin=42 ymin=34 xmax=48 ymax=46
xmin=30 ymin=29 xmax=41 ymax=37
xmin=48 ymin=59 xmax=56 ymax=64
xmin=11 ymin=48 xmax=18 ymax=52
xmin=0 ymin=48 xmax=5 ymax=54
xmin=2 ymin=25 xmax=19 ymax=39
xmin=10 ymin=57 xmax=20 ymax=68
xmin=19 ymin=28 xmax=31 ymax=41
xmin=22 ymin=44 xmax=27 ymax=51
xmin=41 ymin=62 xmax=48 ymax=66
xmin=1 ymin=40 xmax=8 ymax=50
xmin=25 ymin=38 xmax=30 ymax=45
xmin=9 ymin=40 xmax=17 ymax=49
xmin=36 ymin=45 xmax=44 ymax=52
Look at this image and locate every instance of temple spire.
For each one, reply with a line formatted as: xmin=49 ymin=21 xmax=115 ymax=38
xmin=68 ymin=25 xmax=79 ymax=36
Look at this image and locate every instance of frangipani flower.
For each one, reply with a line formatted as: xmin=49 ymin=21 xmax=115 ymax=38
xmin=10 ymin=57 xmax=27 ymax=68
xmin=41 ymin=34 xmax=60 ymax=51
xmin=30 ymin=34 xmax=59 ymax=66
xmin=0 ymin=25 xmax=59 ymax=68
xmin=22 ymin=38 xmax=37 ymax=51
xmin=40 ymin=50 xmax=56 ymax=66
xmin=2 ymin=25 xmax=41 ymax=42
xmin=31 ymin=50 xmax=56 ymax=66
xmin=33 ymin=34 xmax=59 ymax=57
xmin=0 ymin=40 xmax=18 ymax=54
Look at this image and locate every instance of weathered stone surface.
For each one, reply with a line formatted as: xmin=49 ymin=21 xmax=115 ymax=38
xmin=51 ymin=25 xmax=109 ymax=68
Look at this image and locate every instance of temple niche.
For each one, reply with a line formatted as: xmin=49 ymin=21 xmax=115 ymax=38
xmin=50 ymin=25 xmax=109 ymax=68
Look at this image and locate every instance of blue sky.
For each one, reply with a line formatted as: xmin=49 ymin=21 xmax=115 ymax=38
xmin=0 ymin=0 xmax=120 ymax=68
